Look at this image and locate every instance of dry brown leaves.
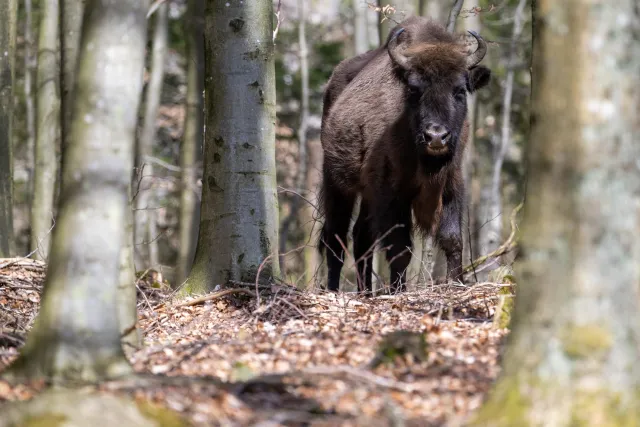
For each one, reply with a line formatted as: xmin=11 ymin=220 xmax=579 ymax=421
xmin=0 ymin=258 xmax=512 ymax=426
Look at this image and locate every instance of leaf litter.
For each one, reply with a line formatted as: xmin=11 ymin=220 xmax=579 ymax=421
xmin=0 ymin=258 xmax=512 ymax=426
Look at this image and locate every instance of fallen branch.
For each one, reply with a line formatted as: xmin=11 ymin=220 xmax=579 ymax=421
xmin=463 ymin=202 xmax=523 ymax=274
xmin=174 ymin=288 xmax=256 ymax=308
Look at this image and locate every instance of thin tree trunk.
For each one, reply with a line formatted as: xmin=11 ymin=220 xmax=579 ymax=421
xmin=446 ymin=0 xmax=465 ymax=32
xmin=30 ymin=0 xmax=60 ymax=261
xmin=485 ymin=0 xmax=527 ymax=266
xmin=353 ymin=0 xmax=369 ymax=55
xmin=134 ymin=2 xmax=168 ymax=269
xmin=462 ymin=0 xmax=480 ymax=269
xmin=302 ymin=136 xmax=323 ymax=288
xmin=280 ymin=0 xmax=310 ymax=277
xmin=176 ymin=0 xmax=204 ymax=286
xmin=421 ymin=0 xmax=446 ymax=23
xmin=185 ymin=0 xmax=280 ymax=293
xmin=0 ymin=0 xmax=18 ymax=257
xmin=472 ymin=1 xmax=640 ymax=424
xmin=8 ymin=0 xmax=149 ymax=382
xmin=59 ymin=0 xmax=85 ymax=174
xmin=118 ymin=181 xmax=139 ymax=348
xmin=23 ymin=0 xmax=36 ymax=214
xmin=294 ymin=0 xmax=310 ymax=282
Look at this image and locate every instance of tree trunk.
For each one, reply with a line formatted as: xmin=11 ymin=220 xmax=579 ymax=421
xmin=59 ymin=0 xmax=85 ymax=172
xmin=30 ymin=0 xmax=60 ymax=261
xmin=0 ymin=0 xmax=18 ymax=258
xmin=8 ymin=0 xmax=149 ymax=382
xmin=485 ymin=0 xmax=527 ymax=268
xmin=23 ymin=0 xmax=36 ymax=218
xmin=176 ymin=0 xmax=205 ymax=286
xmin=446 ymin=0 xmax=464 ymax=32
xmin=134 ymin=2 xmax=168 ymax=270
xmin=185 ymin=0 xmax=280 ymax=293
xmin=472 ymin=1 xmax=640 ymax=424
xmin=294 ymin=0 xmax=310 ymax=281
xmin=118 ymin=181 xmax=139 ymax=348
xmin=461 ymin=0 xmax=480 ymax=270
xmin=353 ymin=0 xmax=369 ymax=55
xmin=302 ymin=135 xmax=323 ymax=288
xmin=420 ymin=0 xmax=446 ymax=23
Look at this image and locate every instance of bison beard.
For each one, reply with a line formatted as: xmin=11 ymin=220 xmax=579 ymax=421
xmin=318 ymin=16 xmax=491 ymax=293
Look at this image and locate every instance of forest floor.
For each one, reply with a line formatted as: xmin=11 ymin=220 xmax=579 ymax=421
xmin=0 ymin=258 xmax=512 ymax=426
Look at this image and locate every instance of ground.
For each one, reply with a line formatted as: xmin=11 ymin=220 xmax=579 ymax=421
xmin=0 ymin=258 xmax=511 ymax=426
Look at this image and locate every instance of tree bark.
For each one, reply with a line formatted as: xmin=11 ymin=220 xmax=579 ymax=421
xmin=8 ymin=0 xmax=149 ymax=382
xmin=353 ymin=0 xmax=369 ymax=55
xmin=59 ymin=0 xmax=85 ymax=171
xmin=446 ymin=0 xmax=465 ymax=32
xmin=472 ymin=1 xmax=640 ymax=424
xmin=176 ymin=0 xmax=204 ymax=286
xmin=23 ymin=0 xmax=36 ymax=218
xmin=30 ymin=0 xmax=60 ymax=261
xmin=0 ymin=0 xmax=18 ymax=258
xmin=461 ymin=0 xmax=480 ymax=270
xmin=134 ymin=2 xmax=168 ymax=270
xmin=485 ymin=0 xmax=527 ymax=268
xmin=185 ymin=0 xmax=280 ymax=293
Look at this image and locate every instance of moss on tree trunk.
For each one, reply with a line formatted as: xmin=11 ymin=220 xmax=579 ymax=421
xmin=7 ymin=0 xmax=149 ymax=383
xmin=471 ymin=1 xmax=640 ymax=425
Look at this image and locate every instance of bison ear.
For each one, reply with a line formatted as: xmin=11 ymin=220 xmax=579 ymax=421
xmin=467 ymin=65 xmax=491 ymax=92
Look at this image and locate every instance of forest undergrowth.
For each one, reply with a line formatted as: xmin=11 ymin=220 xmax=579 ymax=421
xmin=0 ymin=258 xmax=512 ymax=426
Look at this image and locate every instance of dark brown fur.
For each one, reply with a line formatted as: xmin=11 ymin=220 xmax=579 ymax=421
xmin=318 ymin=16 xmax=491 ymax=293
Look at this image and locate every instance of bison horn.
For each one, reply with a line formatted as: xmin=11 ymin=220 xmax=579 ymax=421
xmin=466 ymin=30 xmax=487 ymax=68
xmin=387 ymin=27 xmax=411 ymax=70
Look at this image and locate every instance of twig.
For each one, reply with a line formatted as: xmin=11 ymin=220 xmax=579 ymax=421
xmin=143 ymin=155 xmax=181 ymax=173
xmin=272 ymin=0 xmax=283 ymax=43
xmin=147 ymin=0 xmax=167 ymax=19
xmin=463 ymin=202 xmax=523 ymax=274
xmin=175 ymin=288 xmax=256 ymax=308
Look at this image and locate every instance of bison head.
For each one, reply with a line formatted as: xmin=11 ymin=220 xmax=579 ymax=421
xmin=387 ymin=27 xmax=491 ymax=160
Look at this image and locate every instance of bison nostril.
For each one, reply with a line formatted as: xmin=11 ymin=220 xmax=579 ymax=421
xmin=424 ymin=126 xmax=450 ymax=148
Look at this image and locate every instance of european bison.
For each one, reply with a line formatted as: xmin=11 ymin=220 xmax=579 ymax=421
xmin=318 ymin=16 xmax=491 ymax=293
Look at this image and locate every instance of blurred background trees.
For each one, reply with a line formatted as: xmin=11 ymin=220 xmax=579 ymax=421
xmin=6 ymin=0 xmax=532 ymax=290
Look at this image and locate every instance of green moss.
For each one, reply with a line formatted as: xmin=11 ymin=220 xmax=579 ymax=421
xmin=494 ymin=287 xmax=515 ymax=329
xmin=469 ymin=377 xmax=530 ymax=426
xmin=21 ymin=414 xmax=67 ymax=427
xmin=136 ymin=400 xmax=188 ymax=427
xmin=570 ymin=390 xmax=640 ymax=427
xmin=562 ymin=324 xmax=612 ymax=359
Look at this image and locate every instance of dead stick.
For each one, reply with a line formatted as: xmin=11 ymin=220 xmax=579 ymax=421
xmin=174 ymin=288 xmax=256 ymax=308
xmin=463 ymin=202 xmax=523 ymax=274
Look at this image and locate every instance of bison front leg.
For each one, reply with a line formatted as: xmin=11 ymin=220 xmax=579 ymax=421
xmin=435 ymin=187 xmax=464 ymax=283
xmin=374 ymin=201 xmax=413 ymax=294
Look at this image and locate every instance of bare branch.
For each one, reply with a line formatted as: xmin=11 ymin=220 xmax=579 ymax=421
xmin=463 ymin=202 xmax=523 ymax=274
xmin=446 ymin=0 xmax=466 ymax=32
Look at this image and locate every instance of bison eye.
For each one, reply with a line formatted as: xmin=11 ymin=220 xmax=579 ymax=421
xmin=454 ymin=87 xmax=466 ymax=102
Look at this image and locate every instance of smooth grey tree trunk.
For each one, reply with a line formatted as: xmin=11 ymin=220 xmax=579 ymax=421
xmin=461 ymin=0 xmax=480 ymax=269
xmin=185 ymin=0 xmax=280 ymax=293
xmin=472 ymin=1 xmax=640 ymax=424
xmin=23 ymin=0 xmax=36 ymax=213
xmin=176 ymin=0 xmax=204 ymax=286
xmin=485 ymin=0 xmax=527 ymax=267
xmin=59 ymin=0 xmax=85 ymax=167
xmin=8 ymin=0 xmax=149 ymax=382
xmin=134 ymin=2 xmax=168 ymax=270
xmin=353 ymin=0 xmax=369 ymax=55
xmin=30 ymin=0 xmax=61 ymax=260
xmin=0 ymin=0 xmax=18 ymax=257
